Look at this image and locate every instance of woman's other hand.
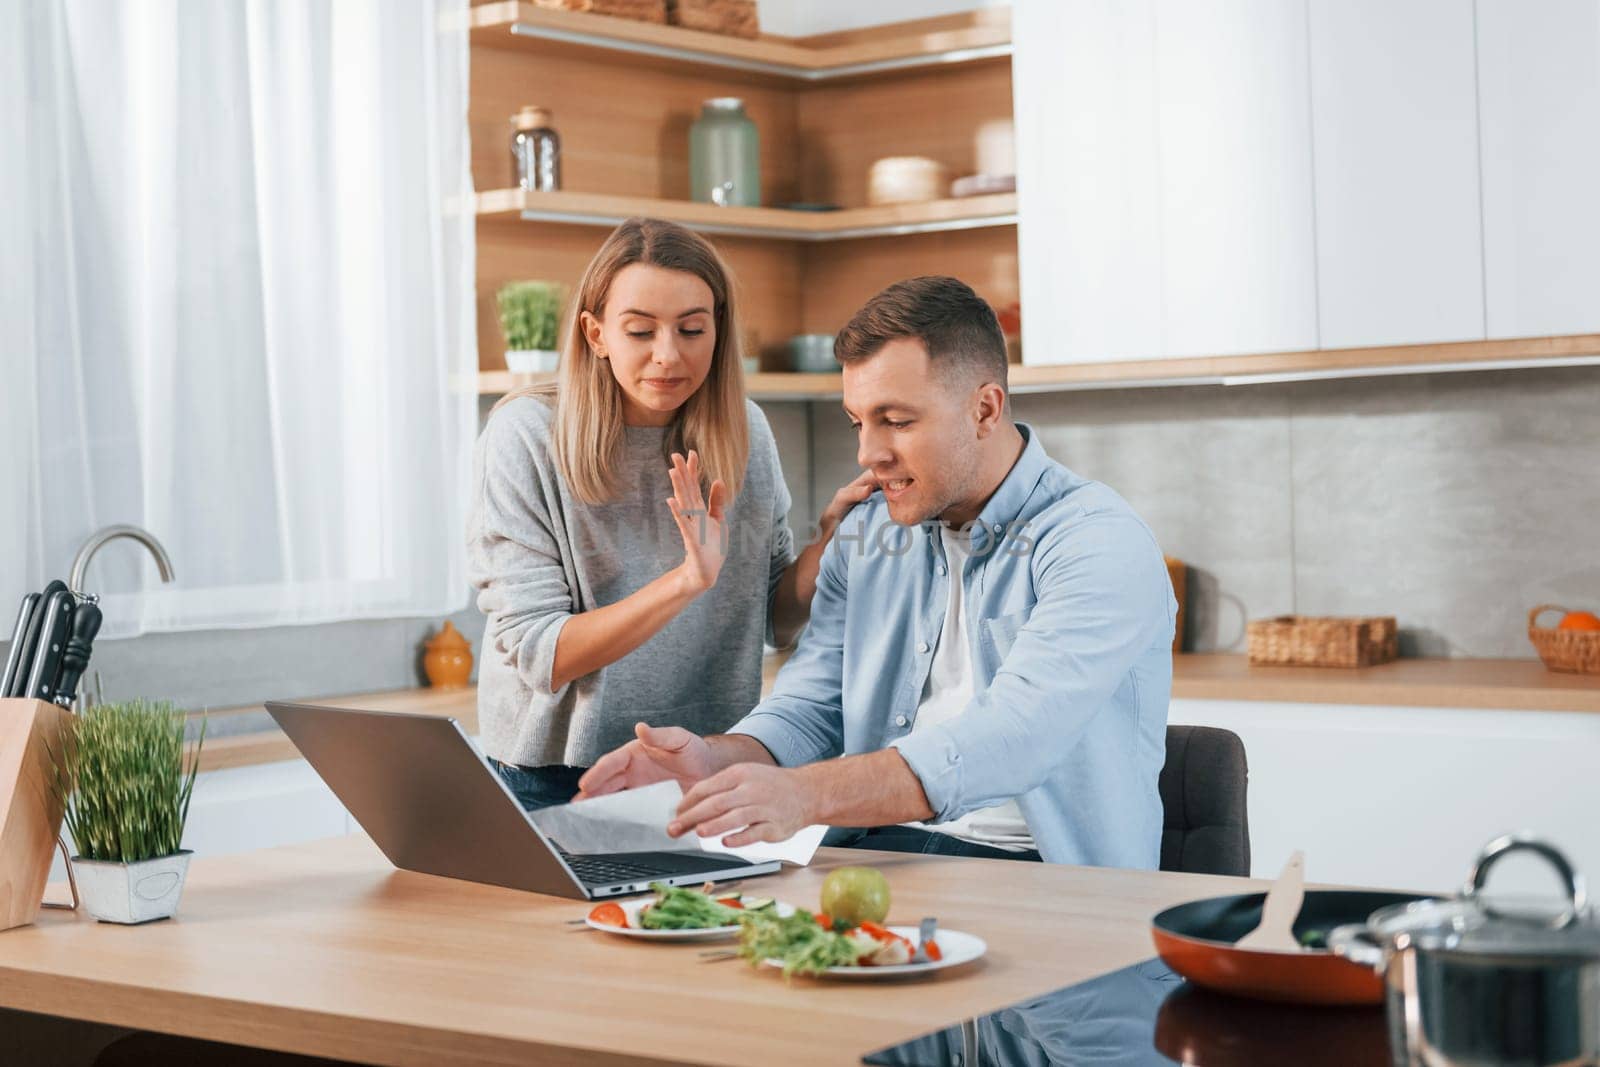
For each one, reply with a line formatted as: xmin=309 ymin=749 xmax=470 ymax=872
xmin=816 ymin=470 xmax=877 ymax=546
xmin=668 ymin=449 xmax=729 ymax=595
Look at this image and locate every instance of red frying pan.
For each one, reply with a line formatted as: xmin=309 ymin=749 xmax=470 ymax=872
xmin=1151 ymin=889 xmax=1430 ymax=1005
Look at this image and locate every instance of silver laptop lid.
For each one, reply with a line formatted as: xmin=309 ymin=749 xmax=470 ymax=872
xmin=264 ymin=702 xmax=777 ymax=900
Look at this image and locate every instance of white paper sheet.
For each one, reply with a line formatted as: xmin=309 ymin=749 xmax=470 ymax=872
xmin=529 ymin=781 xmax=826 ymax=867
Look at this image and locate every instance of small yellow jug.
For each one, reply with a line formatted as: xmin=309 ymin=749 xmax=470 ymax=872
xmin=423 ymin=621 xmax=473 ymax=689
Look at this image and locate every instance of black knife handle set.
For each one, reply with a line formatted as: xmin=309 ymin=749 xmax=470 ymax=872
xmin=1 ymin=579 xmax=102 ymax=707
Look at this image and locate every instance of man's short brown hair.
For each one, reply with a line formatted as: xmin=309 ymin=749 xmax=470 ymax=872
xmin=833 ymin=276 xmax=1008 ymax=388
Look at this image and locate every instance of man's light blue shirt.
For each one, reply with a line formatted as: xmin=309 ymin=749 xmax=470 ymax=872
xmin=729 ymin=424 xmax=1177 ymax=869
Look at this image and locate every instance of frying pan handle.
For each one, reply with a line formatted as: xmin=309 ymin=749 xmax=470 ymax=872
xmin=1463 ymin=833 xmax=1588 ymax=929
xmin=1327 ymin=924 xmax=1385 ymax=971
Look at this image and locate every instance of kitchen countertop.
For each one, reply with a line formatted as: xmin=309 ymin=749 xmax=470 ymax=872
xmin=190 ymin=687 xmax=477 ymax=773
xmin=187 ymin=653 xmax=1600 ymax=774
xmin=1167 ymin=652 xmax=1600 ymax=713
xmin=766 ymin=651 xmax=1600 ymax=714
xmin=1 ymin=834 xmax=1268 ymax=1066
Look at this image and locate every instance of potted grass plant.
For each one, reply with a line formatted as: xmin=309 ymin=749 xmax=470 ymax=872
xmin=497 ymin=280 xmax=564 ymax=373
xmin=51 ymin=699 xmax=205 ymax=924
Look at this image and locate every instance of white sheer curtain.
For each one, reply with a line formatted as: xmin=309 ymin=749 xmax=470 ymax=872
xmin=0 ymin=0 xmax=476 ymax=638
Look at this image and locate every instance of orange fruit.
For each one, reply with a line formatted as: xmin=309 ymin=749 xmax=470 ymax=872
xmin=1558 ymin=610 xmax=1600 ymax=632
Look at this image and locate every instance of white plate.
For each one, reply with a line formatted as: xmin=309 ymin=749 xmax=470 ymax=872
xmin=763 ymin=925 xmax=987 ymax=979
xmin=585 ymin=897 xmax=794 ymax=941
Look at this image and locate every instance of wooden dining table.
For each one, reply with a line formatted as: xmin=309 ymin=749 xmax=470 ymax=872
xmin=0 ymin=834 xmax=1278 ymax=1066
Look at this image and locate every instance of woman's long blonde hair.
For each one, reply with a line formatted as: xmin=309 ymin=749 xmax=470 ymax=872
xmin=496 ymin=218 xmax=750 ymax=505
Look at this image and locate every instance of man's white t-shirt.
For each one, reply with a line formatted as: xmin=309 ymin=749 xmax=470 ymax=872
xmin=902 ymin=525 xmax=1037 ymax=852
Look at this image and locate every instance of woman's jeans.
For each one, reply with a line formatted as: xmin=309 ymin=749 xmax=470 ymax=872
xmin=492 ymin=760 xmax=586 ymax=811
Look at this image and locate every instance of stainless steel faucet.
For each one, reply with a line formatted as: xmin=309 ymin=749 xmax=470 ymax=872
xmin=69 ymin=524 xmax=176 ymax=598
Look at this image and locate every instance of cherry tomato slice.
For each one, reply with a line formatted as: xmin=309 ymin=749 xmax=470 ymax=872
xmin=588 ymin=902 xmax=628 ymax=928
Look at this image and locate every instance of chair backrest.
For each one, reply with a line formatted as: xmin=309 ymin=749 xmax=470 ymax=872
xmin=1159 ymin=725 xmax=1250 ymax=877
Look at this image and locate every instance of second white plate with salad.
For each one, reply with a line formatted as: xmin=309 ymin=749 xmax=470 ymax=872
xmin=762 ymin=926 xmax=987 ymax=979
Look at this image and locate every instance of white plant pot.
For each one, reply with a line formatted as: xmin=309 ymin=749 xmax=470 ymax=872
xmin=505 ymin=349 xmax=559 ymax=373
xmin=70 ymin=850 xmax=193 ymax=924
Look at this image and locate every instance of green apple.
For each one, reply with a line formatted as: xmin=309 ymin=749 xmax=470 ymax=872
xmin=820 ymin=866 xmax=891 ymax=927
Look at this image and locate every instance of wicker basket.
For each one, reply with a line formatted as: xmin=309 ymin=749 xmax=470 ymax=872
xmin=1247 ymin=615 xmax=1399 ymax=668
xmin=534 ymin=0 xmax=668 ymax=24
xmin=1528 ymin=605 xmax=1600 ymax=675
xmin=667 ymin=0 xmax=758 ymax=37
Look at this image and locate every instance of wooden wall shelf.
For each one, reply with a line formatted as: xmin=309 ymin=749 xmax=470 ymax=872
xmin=476 ymin=188 xmax=1018 ymax=242
xmin=477 ymin=334 xmax=1600 ymax=400
xmin=469 ymin=2 xmax=1011 ymax=83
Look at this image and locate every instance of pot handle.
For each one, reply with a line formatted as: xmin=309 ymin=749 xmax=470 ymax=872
xmin=1462 ymin=833 xmax=1589 ymax=929
xmin=1327 ymin=923 xmax=1385 ymax=971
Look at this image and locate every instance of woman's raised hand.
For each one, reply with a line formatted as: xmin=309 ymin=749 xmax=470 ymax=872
xmin=667 ymin=449 xmax=729 ymax=595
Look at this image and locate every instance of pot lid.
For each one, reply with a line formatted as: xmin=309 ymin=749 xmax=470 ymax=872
xmin=1367 ymin=835 xmax=1600 ymax=961
xmin=1366 ymin=896 xmax=1600 ymax=959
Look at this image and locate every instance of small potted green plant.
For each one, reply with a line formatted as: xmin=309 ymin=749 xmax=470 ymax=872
xmin=51 ymin=700 xmax=205 ymax=924
xmin=497 ymin=280 xmax=564 ymax=374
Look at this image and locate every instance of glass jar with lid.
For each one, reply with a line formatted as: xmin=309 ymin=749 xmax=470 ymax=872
xmin=689 ymin=98 xmax=759 ymax=207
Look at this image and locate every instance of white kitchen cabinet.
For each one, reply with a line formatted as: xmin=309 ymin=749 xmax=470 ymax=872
xmin=181 ymin=759 xmax=354 ymax=857
xmin=1152 ymin=0 xmax=1318 ymax=359
xmin=1476 ymin=0 xmax=1600 ymax=339
xmin=1307 ymin=0 xmax=1485 ymax=349
xmin=1169 ymin=698 xmax=1600 ymax=896
xmin=1015 ymin=0 xmax=1163 ymax=363
xmin=1015 ymin=0 xmax=1318 ymax=364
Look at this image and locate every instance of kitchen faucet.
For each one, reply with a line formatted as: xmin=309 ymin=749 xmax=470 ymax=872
xmin=69 ymin=524 xmax=176 ymax=598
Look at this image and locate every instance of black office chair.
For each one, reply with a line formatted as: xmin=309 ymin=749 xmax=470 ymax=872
xmin=1158 ymin=725 xmax=1250 ymax=877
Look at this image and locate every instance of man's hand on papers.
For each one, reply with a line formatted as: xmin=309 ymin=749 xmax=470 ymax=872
xmin=668 ymin=762 xmax=811 ymax=848
xmin=577 ymin=723 xmax=716 ymax=799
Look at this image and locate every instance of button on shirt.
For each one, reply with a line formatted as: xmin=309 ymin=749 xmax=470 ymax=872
xmin=728 ymin=424 xmax=1176 ymax=869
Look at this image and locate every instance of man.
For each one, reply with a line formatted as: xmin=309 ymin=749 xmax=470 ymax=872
xmin=578 ymin=276 xmax=1176 ymax=869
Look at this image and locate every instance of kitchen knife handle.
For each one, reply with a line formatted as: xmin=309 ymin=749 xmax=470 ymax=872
xmin=22 ymin=591 xmax=74 ymax=704
xmin=52 ymin=601 xmax=102 ymax=708
xmin=10 ymin=579 xmax=67 ymax=698
xmin=1 ymin=592 xmax=41 ymax=696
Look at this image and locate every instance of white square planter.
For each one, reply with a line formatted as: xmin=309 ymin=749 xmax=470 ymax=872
xmin=69 ymin=850 xmax=193 ymax=924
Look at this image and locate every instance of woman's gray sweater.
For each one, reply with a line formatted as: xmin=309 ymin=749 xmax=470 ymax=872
xmin=467 ymin=396 xmax=796 ymax=768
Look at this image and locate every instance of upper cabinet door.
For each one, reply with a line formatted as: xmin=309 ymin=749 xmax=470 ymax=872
xmin=1014 ymin=0 xmax=1316 ymax=365
xmin=1307 ymin=0 xmax=1485 ymax=349
xmin=1014 ymin=0 xmax=1163 ymax=363
xmin=1477 ymin=0 xmax=1600 ymax=339
xmin=1153 ymin=0 xmax=1318 ymax=359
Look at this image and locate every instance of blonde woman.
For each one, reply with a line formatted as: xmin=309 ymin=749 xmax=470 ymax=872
xmin=468 ymin=218 xmax=871 ymax=810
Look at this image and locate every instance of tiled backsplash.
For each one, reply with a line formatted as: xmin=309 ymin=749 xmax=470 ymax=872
xmin=804 ymin=365 xmax=1600 ymax=658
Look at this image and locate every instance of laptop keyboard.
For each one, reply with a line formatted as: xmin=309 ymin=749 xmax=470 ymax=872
xmin=560 ymin=851 xmax=732 ymax=883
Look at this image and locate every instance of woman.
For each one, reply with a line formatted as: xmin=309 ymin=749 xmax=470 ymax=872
xmin=468 ymin=218 xmax=870 ymax=810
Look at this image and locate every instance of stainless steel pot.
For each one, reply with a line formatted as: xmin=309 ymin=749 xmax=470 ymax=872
xmin=1330 ymin=835 xmax=1600 ymax=1067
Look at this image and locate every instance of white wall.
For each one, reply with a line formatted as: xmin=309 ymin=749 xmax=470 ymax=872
xmin=757 ymin=0 xmax=1003 ymax=37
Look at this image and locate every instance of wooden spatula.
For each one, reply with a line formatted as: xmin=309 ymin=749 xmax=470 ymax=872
xmin=1235 ymin=850 xmax=1306 ymax=951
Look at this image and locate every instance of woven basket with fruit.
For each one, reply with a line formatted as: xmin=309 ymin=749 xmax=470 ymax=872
xmin=1528 ymin=605 xmax=1600 ymax=675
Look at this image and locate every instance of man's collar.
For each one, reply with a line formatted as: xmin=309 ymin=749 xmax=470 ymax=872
xmin=969 ymin=422 xmax=1049 ymax=534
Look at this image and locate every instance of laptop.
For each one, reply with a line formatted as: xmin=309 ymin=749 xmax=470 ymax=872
xmin=265 ymin=701 xmax=780 ymax=900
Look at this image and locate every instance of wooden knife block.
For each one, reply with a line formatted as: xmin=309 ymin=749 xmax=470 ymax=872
xmin=0 ymin=697 xmax=74 ymax=931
